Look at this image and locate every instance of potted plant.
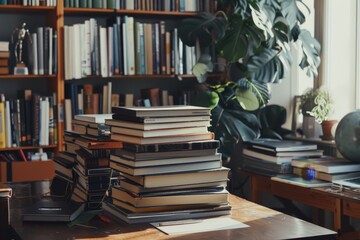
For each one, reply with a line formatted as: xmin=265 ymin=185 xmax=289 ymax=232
xmin=301 ymin=88 xmax=337 ymax=140
xmin=177 ymin=0 xmax=321 ymax=165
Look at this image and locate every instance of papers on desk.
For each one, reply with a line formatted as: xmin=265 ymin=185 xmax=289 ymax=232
xmin=151 ymin=217 xmax=249 ymax=235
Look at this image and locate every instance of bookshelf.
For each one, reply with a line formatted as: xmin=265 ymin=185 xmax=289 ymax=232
xmin=0 ymin=0 xmax=216 ymax=182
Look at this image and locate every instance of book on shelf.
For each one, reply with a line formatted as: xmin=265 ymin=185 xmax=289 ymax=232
xmin=110 ymin=158 xmax=221 ymax=176
xmin=111 ymin=114 xmax=211 ymax=124
xmin=291 ymin=157 xmax=360 ymax=174
xmin=110 ymin=132 xmax=214 ymax=145
xmin=122 ymin=139 xmax=220 ymax=153
xmin=110 ymin=125 xmax=209 ymax=138
xmin=120 ymin=167 xmax=230 ymax=188
xmin=111 ymin=187 xmax=228 ymax=207
xmin=104 ymin=119 xmax=210 ymax=130
xmin=102 ymin=199 xmax=230 ymax=224
xmin=112 ymin=148 xmax=218 ymax=161
xmin=111 ymin=105 xmax=211 ymax=118
xmin=22 ymin=199 xmax=85 ymax=222
xmin=271 ymin=175 xmax=332 ymax=188
xmin=74 ymin=113 xmax=113 ymax=123
xmin=119 ymin=178 xmax=228 ymax=195
xmin=292 ymin=166 xmax=360 ymax=182
xmin=110 ymin=153 xmax=221 ymax=168
xmin=246 ymin=139 xmax=318 ymax=152
xmin=243 ymin=148 xmax=295 ymax=164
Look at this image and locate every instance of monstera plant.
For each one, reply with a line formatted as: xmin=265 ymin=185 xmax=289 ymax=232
xmin=178 ymin=0 xmax=321 ymax=162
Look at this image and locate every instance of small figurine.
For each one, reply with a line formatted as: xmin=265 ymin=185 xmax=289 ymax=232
xmin=11 ymin=22 xmax=32 ymax=75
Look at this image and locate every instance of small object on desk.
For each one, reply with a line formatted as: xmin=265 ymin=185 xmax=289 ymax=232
xmin=22 ymin=199 xmax=85 ymax=222
xmin=151 ymin=217 xmax=249 ymax=235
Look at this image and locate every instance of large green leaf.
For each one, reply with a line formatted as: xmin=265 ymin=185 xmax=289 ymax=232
xmin=250 ymin=3 xmax=274 ymax=40
xmin=280 ymin=0 xmax=308 ymax=29
xmin=177 ymin=12 xmax=227 ymax=47
xmin=298 ymin=30 xmax=321 ymax=78
xmin=217 ymin=14 xmax=265 ymax=62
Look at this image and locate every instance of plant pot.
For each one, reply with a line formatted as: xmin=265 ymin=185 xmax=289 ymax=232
xmin=321 ymin=120 xmax=338 ymax=140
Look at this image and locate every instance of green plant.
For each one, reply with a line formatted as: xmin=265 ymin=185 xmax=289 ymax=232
xmin=178 ymin=0 xmax=321 ymax=159
xmin=301 ymin=88 xmax=332 ymax=123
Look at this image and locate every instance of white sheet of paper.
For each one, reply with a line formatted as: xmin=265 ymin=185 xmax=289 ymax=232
xmin=151 ymin=217 xmax=249 ymax=235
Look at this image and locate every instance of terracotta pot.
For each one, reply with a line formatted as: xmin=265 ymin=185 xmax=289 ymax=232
xmin=321 ymin=120 xmax=338 ymax=140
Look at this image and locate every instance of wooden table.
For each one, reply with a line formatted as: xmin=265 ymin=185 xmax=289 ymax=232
xmin=8 ymin=182 xmax=336 ymax=240
xmin=240 ymin=169 xmax=360 ymax=239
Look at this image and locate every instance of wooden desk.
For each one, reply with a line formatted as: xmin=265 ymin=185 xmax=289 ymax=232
xmin=240 ymin=169 xmax=360 ymax=239
xmin=8 ymin=182 xmax=336 ymax=240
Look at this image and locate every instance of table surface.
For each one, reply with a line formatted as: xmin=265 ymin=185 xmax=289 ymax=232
xmin=7 ymin=182 xmax=337 ymax=240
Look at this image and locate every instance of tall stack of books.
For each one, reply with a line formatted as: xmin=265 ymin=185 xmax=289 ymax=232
xmin=102 ymin=105 xmax=231 ymax=224
xmin=60 ymin=114 xmax=122 ymax=209
xmin=0 ymin=41 xmax=9 ymax=75
xmin=241 ymin=139 xmax=323 ymax=175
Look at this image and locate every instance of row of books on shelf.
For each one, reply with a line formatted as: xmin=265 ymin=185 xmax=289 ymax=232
xmin=64 ymin=17 xmax=206 ymax=79
xmin=0 ymin=148 xmax=52 ymax=162
xmin=64 ymin=0 xmax=214 ymax=12
xmin=0 ymin=41 xmax=9 ymax=75
xmin=0 ymin=91 xmax=58 ymax=148
xmin=0 ymin=0 xmax=56 ymax=6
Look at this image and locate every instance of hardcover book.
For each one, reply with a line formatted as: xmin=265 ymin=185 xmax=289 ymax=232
xmin=104 ymin=119 xmax=210 ymax=130
xmin=291 ymin=157 xmax=360 ymax=174
xmin=22 ymin=200 xmax=84 ymax=222
xmin=111 ymin=114 xmax=211 ymax=124
xmin=247 ymin=139 xmax=318 ymax=152
xmin=111 ymin=105 xmax=211 ymax=117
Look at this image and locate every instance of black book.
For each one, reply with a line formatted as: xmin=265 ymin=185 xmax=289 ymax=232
xmin=22 ymin=199 xmax=84 ymax=222
xmin=122 ymin=139 xmax=219 ymax=153
xmin=247 ymin=139 xmax=318 ymax=152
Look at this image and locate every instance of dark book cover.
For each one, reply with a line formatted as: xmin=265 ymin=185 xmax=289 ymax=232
xmin=247 ymin=139 xmax=318 ymax=152
xmin=22 ymin=199 xmax=84 ymax=222
xmin=31 ymin=94 xmax=41 ymax=146
xmin=75 ymin=148 xmax=109 ymax=169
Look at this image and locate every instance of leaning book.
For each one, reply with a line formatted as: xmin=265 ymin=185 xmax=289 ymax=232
xmin=22 ymin=199 xmax=84 ymax=222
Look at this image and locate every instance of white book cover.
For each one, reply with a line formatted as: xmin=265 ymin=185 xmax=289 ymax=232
xmin=84 ymin=20 xmax=91 ymax=76
xmin=5 ymin=100 xmax=12 ymax=148
xmin=173 ymin=28 xmax=179 ymax=75
xmin=37 ymin=27 xmax=44 ymax=75
xmin=40 ymin=98 xmax=49 ymax=145
xmin=99 ymin=27 xmax=108 ymax=77
xmin=122 ymin=21 xmax=128 ymax=75
xmin=68 ymin=26 xmax=74 ymax=79
xmin=125 ymin=0 xmax=134 ymax=9
xmin=31 ymin=33 xmax=38 ymax=75
xmin=65 ymin=99 xmax=72 ymax=131
xmin=185 ymin=46 xmax=192 ymax=75
xmin=80 ymin=23 xmax=87 ymax=77
xmin=89 ymin=18 xmax=97 ymax=74
xmin=107 ymin=26 xmax=113 ymax=77
xmin=107 ymin=82 xmax=112 ymax=113
xmin=127 ymin=16 xmax=135 ymax=75
xmin=178 ymin=38 xmax=184 ymax=75
xmin=73 ymin=24 xmax=82 ymax=79
xmin=48 ymin=27 xmax=53 ymax=75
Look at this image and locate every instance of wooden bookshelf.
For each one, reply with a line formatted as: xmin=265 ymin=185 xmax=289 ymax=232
xmin=0 ymin=0 xmax=216 ymax=181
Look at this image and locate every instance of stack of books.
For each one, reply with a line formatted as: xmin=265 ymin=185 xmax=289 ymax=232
xmin=241 ymin=138 xmax=323 ymax=175
xmin=102 ymin=105 xmax=231 ymax=224
xmin=0 ymin=41 xmax=9 ymax=75
xmin=61 ymin=114 xmax=122 ymax=209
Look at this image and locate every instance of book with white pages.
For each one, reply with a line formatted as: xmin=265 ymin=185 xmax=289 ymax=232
xmin=105 ymin=119 xmax=210 ymax=130
xmin=110 ymin=153 xmax=222 ymax=167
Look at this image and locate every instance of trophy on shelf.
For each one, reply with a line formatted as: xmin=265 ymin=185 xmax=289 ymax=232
xmin=11 ymin=22 xmax=31 ymax=75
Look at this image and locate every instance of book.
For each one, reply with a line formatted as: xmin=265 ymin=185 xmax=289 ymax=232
xmin=247 ymin=139 xmax=318 ymax=152
xmin=241 ymin=155 xmax=293 ymax=175
xmin=243 ymin=148 xmax=294 ymax=164
xmin=102 ymin=200 xmax=231 ymax=224
xmin=291 ymin=157 xmax=360 ymax=174
xmin=112 ymin=148 xmax=218 ymax=161
xmin=53 ymin=156 xmax=75 ymax=179
xmin=111 ymin=187 xmax=228 ymax=207
xmin=110 ymin=159 xmax=221 ymax=176
xmin=104 ymin=119 xmax=210 ymax=130
xmin=246 ymin=147 xmax=323 ymax=158
xmin=0 ymin=102 xmax=5 ymax=148
xmin=74 ymin=113 xmax=113 ymax=123
xmin=74 ymin=137 xmax=123 ymax=149
xmin=110 ymin=125 xmax=209 ymax=138
xmin=122 ymin=139 xmax=220 ymax=153
xmin=119 ymin=178 xmax=228 ymax=195
xmin=111 ymin=105 xmax=211 ymax=117
xmin=292 ymin=166 xmax=360 ymax=182
xmin=120 ymin=167 xmax=230 ymax=188
xmin=22 ymin=200 xmax=85 ymax=222
xmin=271 ymin=175 xmax=332 ymax=188
xmin=110 ymin=132 xmax=214 ymax=145
xmin=112 ymin=114 xmax=211 ymax=123
xmin=75 ymin=148 xmax=109 ymax=168
xmin=110 ymin=153 xmax=221 ymax=167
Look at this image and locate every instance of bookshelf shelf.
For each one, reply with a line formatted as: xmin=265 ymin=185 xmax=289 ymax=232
xmin=0 ymin=145 xmax=57 ymax=152
xmin=64 ymin=7 xmax=115 ymax=14
xmin=0 ymin=5 xmax=56 ymax=13
xmin=0 ymin=75 xmax=56 ymax=79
